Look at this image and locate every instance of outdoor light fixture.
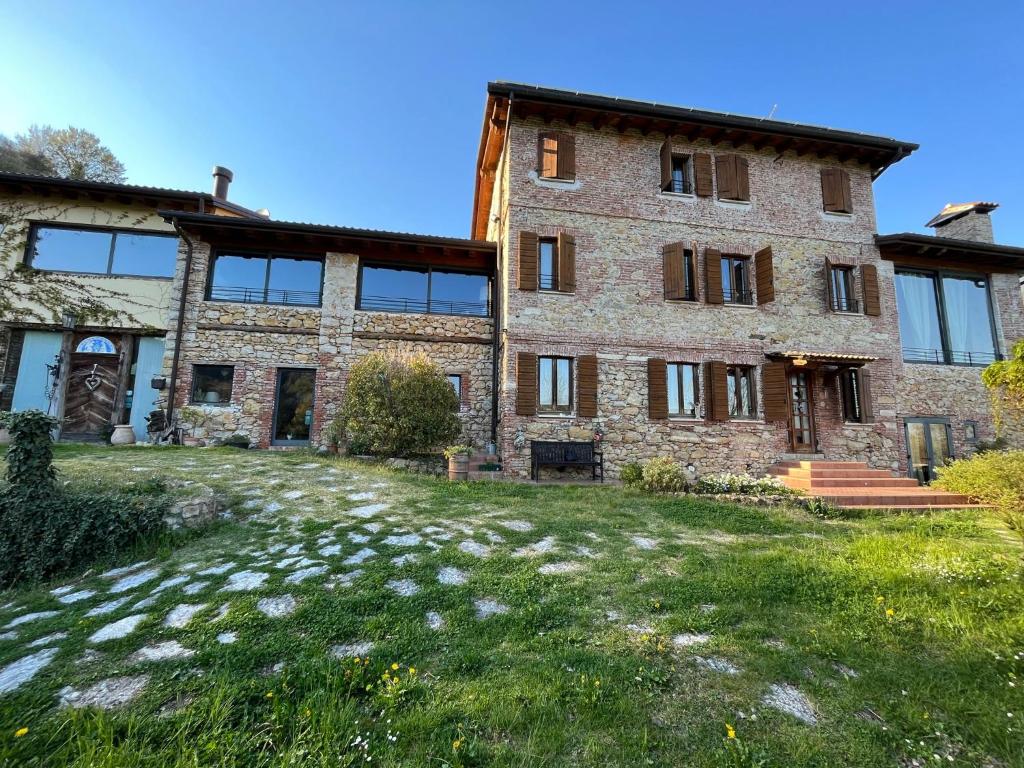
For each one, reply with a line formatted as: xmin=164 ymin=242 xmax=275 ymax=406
xmin=61 ymin=312 xmax=77 ymax=329
xmin=793 ymin=357 xmax=808 ymax=366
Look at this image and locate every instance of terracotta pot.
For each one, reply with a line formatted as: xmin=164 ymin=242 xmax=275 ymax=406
xmin=110 ymin=425 xmax=137 ymax=445
xmin=448 ymin=454 xmax=470 ymax=481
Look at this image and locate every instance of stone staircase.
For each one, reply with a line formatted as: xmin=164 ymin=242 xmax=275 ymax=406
xmin=768 ymin=460 xmax=981 ymax=510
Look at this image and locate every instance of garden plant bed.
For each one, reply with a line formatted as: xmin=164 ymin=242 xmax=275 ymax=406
xmin=0 ymin=444 xmax=1020 ymax=767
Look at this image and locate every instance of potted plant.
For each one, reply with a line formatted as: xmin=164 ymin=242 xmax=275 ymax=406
xmin=178 ymin=406 xmax=208 ymax=447
xmin=444 ymin=444 xmax=473 ymax=481
xmin=324 ymin=419 xmax=343 ymax=455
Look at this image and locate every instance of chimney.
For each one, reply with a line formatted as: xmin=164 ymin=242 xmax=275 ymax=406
xmin=926 ymin=201 xmax=998 ymax=243
xmin=211 ymin=166 xmax=234 ymax=200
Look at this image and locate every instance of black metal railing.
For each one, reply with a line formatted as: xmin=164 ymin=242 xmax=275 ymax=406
xmin=723 ymin=288 xmax=754 ymax=305
xmin=668 ymin=178 xmax=693 ymax=195
xmin=902 ymin=347 xmax=1001 ymax=366
xmin=209 ymin=286 xmax=322 ymax=306
xmin=831 ymin=296 xmax=861 ymax=312
xmin=358 ymin=295 xmax=490 ymax=317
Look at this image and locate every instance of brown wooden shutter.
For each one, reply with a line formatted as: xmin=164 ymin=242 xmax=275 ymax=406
xmin=660 ymin=139 xmax=673 ymax=190
xmin=557 ymin=133 xmax=576 ymax=181
xmin=537 ymin=132 xmax=550 ymax=176
xmin=838 ymin=169 xmax=852 ymax=213
xmin=716 ymin=155 xmax=737 ymax=200
xmin=825 ymin=257 xmax=836 ymax=311
xmin=663 ymin=242 xmax=687 ymax=300
xmin=762 ymin=362 xmax=789 ymax=421
xmin=577 ymin=355 xmax=598 ymax=417
xmin=704 ymin=248 xmax=723 ymax=304
xmin=516 ymin=352 xmax=537 ymax=416
xmin=859 ymin=369 xmax=874 ymax=423
xmin=861 ymin=263 xmax=881 ymax=316
xmin=693 ymin=152 xmax=713 ymax=197
xmin=755 ymin=246 xmax=775 ymax=304
xmin=705 ymin=361 xmax=729 ymax=421
xmin=647 ymin=358 xmax=668 ymax=419
xmin=518 ymin=231 xmax=538 ymax=291
xmin=735 ymin=156 xmax=750 ymax=201
xmin=821 ymin=168 xmax=839 ymax=211
xmin=557 ymin=231 xmax=576 ymax=292
xmin=690 ymin=240 xmax=700 ymax=301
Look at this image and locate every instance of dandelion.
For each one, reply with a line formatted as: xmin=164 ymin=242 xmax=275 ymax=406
xmin=886 ymin=608 xmax=895 ymax=619
xmin=452 ymin=738 xmax=463 ymax=751
xmin=354 ymin=657 xmax=361 ymax=664
xmin=391 ymin=663 xmax=400 ymax=671
xmin=726 ymin=723 xmax=736 ymax=739
xmin=876 ymin=596 xmax=885 ymax=603
xmin=265 ymin=692 xmax=274 ymax=699
xmin=408 ymin=667 xmax=416 ymax=674
xmin=14 ymin=728 xmax=28 ymax=738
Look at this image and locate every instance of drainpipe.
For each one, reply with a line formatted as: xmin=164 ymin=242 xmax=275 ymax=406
xmin=165 ymin=217 xmax=194 ymax=433
xmin=489 ymin=95 xmax=513 ymax=447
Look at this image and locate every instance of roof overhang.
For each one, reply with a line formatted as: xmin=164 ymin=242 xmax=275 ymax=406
xmin=767 ymin=351 xmax=877 ymax=367
xmin=472 ymin=82 xmax=919 ymax=239
xmin=161 ymin=211 xmax=496 ymax=268
xmin=876 ymin=233 xmax=1024 ymax=273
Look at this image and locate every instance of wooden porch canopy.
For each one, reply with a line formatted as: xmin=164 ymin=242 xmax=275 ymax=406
xmin=766 ymin=351 xmax=877 ymax=368
xmin=161 ymin=211 xmax=496 ymax=270
xmin=472 ymin=82 xmax=919 ymax=239
xmin=876 ymin=233 xmax=1024 ymax=273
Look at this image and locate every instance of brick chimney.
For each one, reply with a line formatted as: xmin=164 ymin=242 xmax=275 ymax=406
xmin=926 ymin=201 xmax=998 ymax=243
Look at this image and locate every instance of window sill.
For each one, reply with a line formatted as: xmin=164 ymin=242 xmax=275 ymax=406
xmin=528 ymin=171 xmax=581 ymax=191
xmin=26 ymin=267 xmax=174 ymax=281
xmin=538 ymin=289 xmax=574 ymax=296
xmin=721 ymin=302 xmax=757 ymax=309
xmin=658 ymin=190 xmax=696 ymax=200
xmin=830 ymin=310 xmax=864 ymax=317
xmin=188 ymin=402 xmax=233 ymax=409
xmin=668 ymin=416 xmax=702 ymax=423
xmin=715 ymin=199 xmax=752 ymax=211
xmin=537 ymin=412 xmax=575 ymax=419
xmin=204 ymin=299 xmax=323 ymax=310
xmin=823 ymin=210 xmax=854 ymax=220
xmin=665 ymin=297 xmax=699 ymax=304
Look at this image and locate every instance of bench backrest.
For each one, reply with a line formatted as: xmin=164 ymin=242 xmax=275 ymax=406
xmin=531 ymin=440 xmax=595 ymax=463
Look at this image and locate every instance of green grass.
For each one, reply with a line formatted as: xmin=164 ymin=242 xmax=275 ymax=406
xmin=0 ymin=444 xmax=1021 ymax=767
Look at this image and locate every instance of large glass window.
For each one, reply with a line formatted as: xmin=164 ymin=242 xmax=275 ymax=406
xmin=667 ymin=363 xmax=699 ymax=417
xmin=208 ymin=252 xmax=323 ymax=306
xmin=357 ymin=264 xmax=490 ymax=316
xmin=538 ymin=356 xmax=572 ymax=414
xmin=28 ymin=225 xmax=177 ymax=277
xmin=191 ymin=365 xmax=233 ymax=405
xmin=895 ymin=270 xmax=997 ymax=366
xmin=727 ymin=366 xmax=756 ymax=418
xmin=721 ymin=255 xmax=752 ymax=304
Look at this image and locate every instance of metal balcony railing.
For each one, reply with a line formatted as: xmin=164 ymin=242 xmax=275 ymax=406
xmin=209 ymin=286 xmax=322 ymax=306
xmin=358 ymin=295 xmax=490 ymax=317
xmin=723 ymin=288 xmax=754 ymax=305
xmin=831 ymin=296 xmax=861 ymax=312
xmin=902 ymin=347 xmax=1001 ymax=366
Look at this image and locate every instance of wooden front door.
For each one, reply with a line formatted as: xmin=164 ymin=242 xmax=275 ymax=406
xmin=787 ymin=369 xmax=817 ymax=453
xmin=62 ymin=350 xmax=121 ymax=438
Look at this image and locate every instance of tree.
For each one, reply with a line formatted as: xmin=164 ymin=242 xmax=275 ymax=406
xmin=13 ymin=125 xmax=126 ymax=183
xmin=983 ymin=340 xmax=1024 ymax=428
xmin=0 ymin=136 xmax=51 ymax=175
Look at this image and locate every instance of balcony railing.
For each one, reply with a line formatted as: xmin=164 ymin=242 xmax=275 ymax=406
xmin=667 ymin=177 xmax=693 ymax=195
xmin=208 ymin=285 xmax=322 ymax=307
xmin=902 ymin=347 xmax=1001 ymax=366
xmin=358 ymin=294 xmax=490 ymax=317
xmin=723 ymin=288 xmax=754 ymax=305
xmin=831 ymin=296 xmax=861 ymax=313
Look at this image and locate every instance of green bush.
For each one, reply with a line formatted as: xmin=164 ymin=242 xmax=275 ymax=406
xmin=692 ymin=472 xmax=797 ymax=497
xmin=620 ymin=462 xmax=644 ymax=488
xmin=336 ymin=353 xmax=461 ymax=458
xmin=4 ymin=409 xmax=57 ymax=488
xmin=640 ymin=456 xmax=686 ymax=493
xmin=935 ymin=450 xmax=1024 ymax=545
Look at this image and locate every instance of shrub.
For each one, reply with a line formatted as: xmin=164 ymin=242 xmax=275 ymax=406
xmin=934 ymin=450 xmax=1024 ymax=546
xmin=693 ymin=472 xmax=797 ymax=497
xmin=620 ymin=462 xmax=644 ymax=488
xmin=4 ymin=409 xmax=57 ymax=489
xmin=640 ymin=456 xmax=686 ymax=493
xmin=337 ymin=353 xmax=461 ymax=458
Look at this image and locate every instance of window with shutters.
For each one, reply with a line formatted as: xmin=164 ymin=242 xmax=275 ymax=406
xmin=540 ymin=135 xmax=559 ymax=178
xmin=667 ymin=363 xmax=699 ymax=418
xmin=720 ymin=255 xmax=753 ymax=305
xmin=666 ymin=155 xmax=693 ymax=195
xmin=821 ymin=168 xmax=853 ymax=214
xmin=829 ymin=265 xmax=859 ymax=312
xmin=538 ymin=356 xmax=573 ymax=414
xmin=838 ymin=369 xmax=866 ymax=423
xmin=715 ymin=154 xmax=750 ymax=202
xmin=726 ymin=366 xmax=756 ymax=418
xmin=538 ymin=238 xmax=558 ymax=291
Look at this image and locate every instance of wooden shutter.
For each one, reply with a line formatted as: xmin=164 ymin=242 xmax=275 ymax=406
xmin=704 ymin=248 xmax=723 ymax=304
xmin=693 ymin=152 xmax=713 ymax=197
xmin=537 ymin=132 xmax=552 ymax=177
xmin=838 ymin=169 xmax=852 ymax=213
xmin=557 ymin=133 xmax=576 ymax=181
xmin=705 ymin=361 xmax=729 ymax=421
xmin=518 ymin=231 xmax=538 ymax=291
xmin=516 ymin=352 xmax=537 ymax=416
xmin=716 ymin=155 xmax=737 ymax=200
xmin=690 ymin=239 xmax=700 ymax=300
xmin=755 ymin=246 xmax=775 ymax=304
xmin=859 ymin=369 xmax=874 ymax=423
xmin=647 ymin=358 xmax=668 ymax=420
xmin=821 ymin=168 xmax=852 ymax=213
xmin=825 ymin=257 xmax=836 ymax=311
xmin=577 ymin=355 xmax=598 ymax=417
xmin=663 ymin=242 xmax=687 ymax=300
xmin=557 ymin=231 xmax=576 ymax=292
xmin=735 ymin=156 xmax=750 ymax=201
xmin=762 ymin=362 xmax=789 ymax=421
xmin=660 ymin=139 xmax=673 ymax=190
xmin=861 ymin=263 xmax=881 ymax=316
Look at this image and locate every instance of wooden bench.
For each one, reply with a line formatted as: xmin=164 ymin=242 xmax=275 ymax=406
xmin=530 ymin=440 xmax=604 ymax=482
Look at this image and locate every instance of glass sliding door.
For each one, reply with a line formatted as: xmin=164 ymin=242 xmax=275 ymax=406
xmin=904 ymin=417 xmax=953 ymax=483
xmin=272 ymin=369 xmax=315 ymax=446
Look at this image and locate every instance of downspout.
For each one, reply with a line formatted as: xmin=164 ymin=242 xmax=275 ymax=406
xmin=165 ymin=217 xmax=194 ymax=432
xmin=490 ymin=95 xmax=512 ymax=447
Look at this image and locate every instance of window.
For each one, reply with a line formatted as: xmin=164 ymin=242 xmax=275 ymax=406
xmin=538 ymin=356 xmax=572 ymax=414
xmin=667 ymin=155 xmax=693 ymax=194
xmin=208 ymin=252 xmax=323 ymax=306
xmin=726 ymin=366 xmax=756 ymax=418
xmin=539 ymin=238 xmax=558 ymax=291
xmin=721 ymin=255 xmax=752 ymax=304
xmin=839 ymin=369 xmax=866 ymax=423
xmin=540 ymin=135 xmax=559 ymax=178
xmin=667 ymin=363 xmax=699 ymax=417
xmin=27 ymin=224 xmax=178 ymax=277
xmin=895 ymin=269 xmax=998 ymax=366
xmin=447 ymin=374 xmax=462 ymax=400
xmin=191 ymin=365 xmax=233 ymax=405
xmin=357 ymin=264 xmax=490 ymax=316
xmin=830 ymin=265 xmax=858 ymax=312
xmin=964 ymin=420 xmax=978 ymax=444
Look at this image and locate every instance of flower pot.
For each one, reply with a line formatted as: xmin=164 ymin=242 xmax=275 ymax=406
xmin=110 ymin=424 xmax=137 ymax=445
xmin=448 ymin=454 xmax=470 ymax=481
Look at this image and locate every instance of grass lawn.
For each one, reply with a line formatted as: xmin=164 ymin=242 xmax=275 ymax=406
xmin=0 ymin=444 xmax=1021 ymax=767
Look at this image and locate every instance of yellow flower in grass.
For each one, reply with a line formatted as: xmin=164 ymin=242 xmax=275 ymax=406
xmin=408 ymin=667 xmax=416 ymax=674
xmin=886 ymin=608 xmax=895 ymax=619
xmin=452 ymin=738 xmax=463 ymax=751
xmin=265 ymin=691 xmax=274 ymax=699
xmin=876 ymin=596 xmax=885 ymax=603
xmin=14 ymin=728 xmax=28 ymax=738
xmin=391 ymin=663 xmax=400 ymax=671
xmin=725 ymin=723 xmax=736 ymax=739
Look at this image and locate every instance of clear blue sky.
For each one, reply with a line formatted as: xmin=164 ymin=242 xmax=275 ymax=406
xmin=2 ymin=1 xmax=1022 ymax=243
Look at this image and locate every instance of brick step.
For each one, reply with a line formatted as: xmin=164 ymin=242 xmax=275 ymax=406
xmin=769 ymin=467 xmax=897 ymax=479
xmin=818 ymin=489 xmax=974 ymax=507
xmin=782 ymin=477 xmax=921 ymax=489
xmin=839 ymin=503 xmax=989 ymax=510
xmin=775 ymin=460 xmax=870 ymax=470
